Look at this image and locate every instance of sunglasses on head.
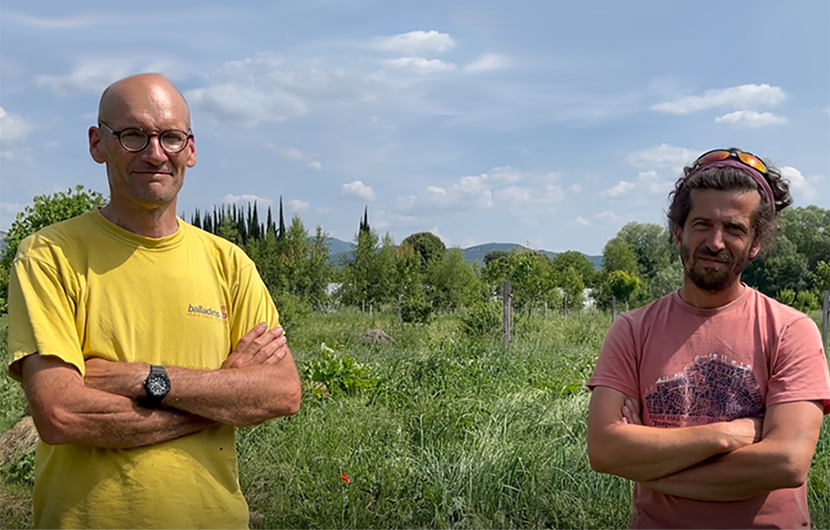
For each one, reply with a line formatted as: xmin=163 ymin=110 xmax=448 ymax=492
xmin=691 ymin=148 xmax=769 ymax=175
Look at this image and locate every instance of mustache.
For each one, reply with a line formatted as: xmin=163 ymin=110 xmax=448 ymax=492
xmin=695 ymin=248 xmax=733 ymax=263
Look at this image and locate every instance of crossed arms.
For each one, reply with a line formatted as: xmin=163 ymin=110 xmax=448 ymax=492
xmin=586 ymin=386 xmax=825 ymax=501
xmin=19 ymin=324 xmax=301 ymax=450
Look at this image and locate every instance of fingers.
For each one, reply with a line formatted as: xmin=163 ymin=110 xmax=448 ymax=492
xmin=249 ymin=332 xmax=287 ymax=364
xmin=235 ymin=323 xmax=269 ymax=353
xmin=622 ymin=398 xmax=643 ymax=425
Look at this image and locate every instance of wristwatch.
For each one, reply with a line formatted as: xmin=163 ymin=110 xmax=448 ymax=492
xmin=142 ymin=365 xmax=171 ymax=407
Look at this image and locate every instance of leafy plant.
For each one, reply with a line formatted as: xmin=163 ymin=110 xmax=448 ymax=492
xmin=301 ymin=344 xmax=379 ymax=398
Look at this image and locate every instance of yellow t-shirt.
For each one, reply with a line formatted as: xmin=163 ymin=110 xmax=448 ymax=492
xmin=7 ymin=208 xmax=280 ymax=529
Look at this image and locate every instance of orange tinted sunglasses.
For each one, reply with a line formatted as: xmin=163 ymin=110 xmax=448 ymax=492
xmin=691 ymin=148 xmax=768 ymax=175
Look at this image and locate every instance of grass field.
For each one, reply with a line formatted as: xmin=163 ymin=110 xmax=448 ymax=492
xmin=1 ymin=309 xmax=829 ymax=529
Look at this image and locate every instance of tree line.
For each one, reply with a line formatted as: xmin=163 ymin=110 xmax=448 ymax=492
xmin=1 ymin=186 xmax=828 ymax=322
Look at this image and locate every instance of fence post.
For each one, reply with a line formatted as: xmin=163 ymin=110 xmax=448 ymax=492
xmin=502 ymin=280 xmax=512 ymax=350
xmin=822 ymin=290 xmax=829 ymax=348
xmin=612 ymin=296 xmax=617 ymax=322
xmin=397 ymin=294 xmax=403 ymax=325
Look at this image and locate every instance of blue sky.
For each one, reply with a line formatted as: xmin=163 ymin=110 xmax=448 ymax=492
xmin=1 ymin=0 xmax=828 ymax=255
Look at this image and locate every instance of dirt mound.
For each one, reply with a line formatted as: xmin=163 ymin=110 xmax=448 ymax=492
xmin=0 ymin=416 xmax=39 ymax=466
xmin=358 ymin=329 xmax=395 ymax=347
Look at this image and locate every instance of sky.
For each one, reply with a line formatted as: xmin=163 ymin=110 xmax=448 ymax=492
xmin=0 ymin=0 xmax=828 ymax=256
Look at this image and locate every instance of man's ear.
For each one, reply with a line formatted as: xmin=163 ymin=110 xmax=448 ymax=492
xmin=89 ymin=126 xmax=106 ymax=165
xmin=673 ymin=226 xmax=683 ymax=248
xmin=749 ymin=241 xmax=761 ymax=260
xmin=186 ymin=136 xmax=197 ymax=169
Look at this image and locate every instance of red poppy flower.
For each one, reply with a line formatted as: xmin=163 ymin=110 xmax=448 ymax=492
xmin=340 ymin=473 xmax=350 ymax=485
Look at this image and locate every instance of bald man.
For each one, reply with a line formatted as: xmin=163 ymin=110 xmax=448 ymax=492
xmin=6 ymin=73 xmax=301 ymax=529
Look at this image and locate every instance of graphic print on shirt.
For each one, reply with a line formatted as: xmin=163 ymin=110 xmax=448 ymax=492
xmin=644 ymin=353 xmax=764 ymax=427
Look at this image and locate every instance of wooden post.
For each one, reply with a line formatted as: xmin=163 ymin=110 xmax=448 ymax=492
xmin=544 ymin=300 xmax=548 ymax=320
xmin=612 ymin=296 xmax=617 ymax=322
xmin=502 ymin=281 xmax=512 ymax=350
xmin=397 ymin=294 xmax=403 ymax=325
xmin=822 ymin=290 xmax=829 ymax=347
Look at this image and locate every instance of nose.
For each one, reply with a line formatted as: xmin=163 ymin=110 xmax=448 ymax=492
xmin=139 ymin=136 xmax=167 ymax=165
xmin=705 ymin=227 xmax=726 ymax=252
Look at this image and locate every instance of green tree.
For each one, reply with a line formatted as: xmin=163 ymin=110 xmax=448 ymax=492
xmin=778 ymin=206 xmax=830 ymax=271
xmin=600 ymin=238 xmax=639 ymax=277
xmin=1 ymin=185 xmax=107 ymax=269
xmin=812 ymin=261 xmax=830 ymax=294
xmin=616 ymin=222 xmax=674 ymax=280
xmin=432 ymin=248 xmax=483 ymax=310
xmin=743 ymin=236 xmax=811 ymax=296
xmin=1 ymin=186 xmax=107 ymax=314
xmin=604 ymin=270 xmax=641 ymax=308
xmin=557 ymin=265 xmax=585 ymax=312
xmin=550 ymin=250 xmax=596 ymax=288
xmin=401 ymin=231 xmax=447 ymax=273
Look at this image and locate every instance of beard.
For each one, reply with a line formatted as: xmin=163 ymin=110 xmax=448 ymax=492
xmin=680 ymin=242 xmax=752 ymax=293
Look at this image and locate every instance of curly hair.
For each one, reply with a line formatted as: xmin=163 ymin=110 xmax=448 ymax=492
xmin=667 ymin=148 xmax=793 ymax=253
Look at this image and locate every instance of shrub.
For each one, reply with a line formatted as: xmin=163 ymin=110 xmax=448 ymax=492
xmin=300 ymin=344 xmax=379 ymax=398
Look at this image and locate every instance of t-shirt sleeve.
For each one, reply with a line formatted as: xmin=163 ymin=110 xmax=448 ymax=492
xmin=586 ymin=315 xmax=640 ymax=398
xmin=766 ymin=316 xmax=830 ymax=415
xmin=7 ymin=254 xmax=85 ymax=382
xmin=228 ymin=259 xmax=281 ymax=351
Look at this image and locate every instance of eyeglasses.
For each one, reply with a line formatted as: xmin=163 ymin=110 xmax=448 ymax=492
xmin=691 ymin=148 xmax=768 ymax=175
xmin=98 ymin=121 xmax=193 ymax=154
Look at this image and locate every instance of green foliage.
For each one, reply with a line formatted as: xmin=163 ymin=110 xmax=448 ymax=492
xmin=743 ymin=236 xmax=811 ymax=295
xmin=776 ymin=289 xmax=796 ymax=306
xmin=271 ymin=290 xmax=312 ymax=335
xmin=615 ymin=222 xmax=674 ymax=280
xmin=2 ymin=451 xmax=35 ymax=487
xmin=300 ymin=344 xmax=379 ymax=397
xmin=1 ymin=185 xmax=107 ymax=270
xmin=550 ymin=251 xmax=596 ymax=288
xmin=600 ymin=238 xmax=639 ymax=278
xmin=459 ymin=301 xmax=502 ymax=339
xmin=401 ymin=232 xmax=447 ymax=273
xmin=604 ymin=270 xmax=641 ymax=306
xmin=813 ymin=261 xmax=830 ymax=294
xmin=794 ymin=291 xmax=819 ymax=313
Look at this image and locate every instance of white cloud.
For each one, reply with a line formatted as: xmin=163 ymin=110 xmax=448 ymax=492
xmin=307 ymin=161 xmax=322 ymax=171
xmin=222 ymin=194 xmax=274 ymax=207
xmin=0 ymin=107 xmax=33 ymax=141
xmin=341 ymin=181 xmax=375 ymax=201
xmin=463 ymin=54 xmax=509 ymax=73
xmin=651 ymin=84 xmax=786 ymax=115
xmin=280 ymin=147 xmax=305 ymax=160
xmin=383 ymin=57 xmax=456 ymax=74
xmin=569 ymin=217 xmax=591 ymax=227
xmin=596 ymin=210 xmax=624 ymax=223
xmin=569 ymin=184 xmax=583 ymax=194
xmin=627 ymin=144 xmax=698 ymax=170
xmin=714 ymin=110 xmax=788 ymax=128
xmin=494 ymin=183 xmax=566 ymax=215
xmin=287 ymin=199 xmax=310 ymax=213
xmin=372 ymin=30 xmax=455 ymax=55
xmin=780 ymin=166 xmax=821 ymax=203
xmin=36 ymin=58 xmax=188 ymax=97
xmin=186 ymin=84 xmax=307 ymax=127
xmin=601 ymin=181 xmax=636 ymax=198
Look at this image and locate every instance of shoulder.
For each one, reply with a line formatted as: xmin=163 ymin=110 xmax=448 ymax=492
xmin=745 ymin=288 xmax=811 ymax=329
xmin=13 ymin=212 xmax=96 ymax=267
xmin=180 ymin=223 xmax=255 ymax=270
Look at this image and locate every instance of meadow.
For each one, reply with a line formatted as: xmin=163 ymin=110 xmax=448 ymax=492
xmin=1 ymin=309 xmax=829 ymax=529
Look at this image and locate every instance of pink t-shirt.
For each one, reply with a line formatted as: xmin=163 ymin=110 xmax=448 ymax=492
xmin=588 ymin=286 xmax=830 ymax=529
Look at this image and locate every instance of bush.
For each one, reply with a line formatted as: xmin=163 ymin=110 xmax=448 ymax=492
xmin=300 ymin=344 xmax=379 ymax=398
xmin=270 ymin=290 xmax=312 ymax=335
xmin=776 ymin=289 xmax=796 ymax=306
xmin=794 ymin=291 xmax=819 ymax=313
xmin=459 ymin=301 xmax=502 ymax=339
xmin=401 ymin=297 xmax=433 ymax=324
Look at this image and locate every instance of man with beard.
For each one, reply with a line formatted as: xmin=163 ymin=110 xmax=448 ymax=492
xmin=585 ymin=148 xmax=830 ymax=529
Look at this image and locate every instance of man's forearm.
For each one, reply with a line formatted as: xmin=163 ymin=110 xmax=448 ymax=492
xmin=640 ymin=439 xmax=800 ymax=501
xmin=163 ymin=355 xmax=301 ymax=427
xmin=590 ymin=422 xmax=749 ymax=482
xmin=86 ymin=353 xmax=302 ymax=427
xmin=32 ymin=387 xmax=215 ymax=449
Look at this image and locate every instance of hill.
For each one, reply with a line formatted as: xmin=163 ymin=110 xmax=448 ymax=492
xmin=324 ymin=238 xmax=602 ymax=270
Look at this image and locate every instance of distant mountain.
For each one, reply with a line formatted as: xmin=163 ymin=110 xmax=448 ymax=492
xmin=323 ymin=238 xmax=602 ymax=270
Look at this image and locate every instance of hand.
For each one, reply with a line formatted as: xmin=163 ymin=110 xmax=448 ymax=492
xmin=222 ymin=323 xmax=288 ymax=369
xmin=725 ymin=416 xmax=764 ymax=449
xmin=621 ymin=397 xmax=643 ymax=425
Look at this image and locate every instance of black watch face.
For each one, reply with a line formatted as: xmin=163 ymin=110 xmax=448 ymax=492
xmin=147 ymin=373 xmax=170 ymax=398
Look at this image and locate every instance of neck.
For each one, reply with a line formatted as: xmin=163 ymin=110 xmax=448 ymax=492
xmin=100 ymin=199 xmax=180 ymax=239
xmin=679 ymin=277 xmax=746 ymax=309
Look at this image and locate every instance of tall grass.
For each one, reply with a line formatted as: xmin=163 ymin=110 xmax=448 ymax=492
xmin=1 ymin=310 xmax=829 ymax=528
